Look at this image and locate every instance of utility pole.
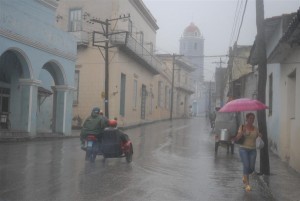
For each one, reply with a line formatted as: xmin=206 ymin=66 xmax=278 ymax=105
xmin=212 ymin=57 xmax=226 ymax=68
xmin=104 ymin=18 xmax=109 ymax=119
xmin=209 ymin=80 xmax=212 ymax=113
xmin=256 ymin=0 xmax=270 ymax=175
xmin=90 ymin=15 xmax=130 ymax=118
xmin=170 ymin=53 xmax=183 ymax=120
xmin=209 ymin=57 xmax=225 ymax=103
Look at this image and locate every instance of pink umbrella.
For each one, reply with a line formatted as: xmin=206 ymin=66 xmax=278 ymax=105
xmin=219 ymin=98 xmax=268 ymax=112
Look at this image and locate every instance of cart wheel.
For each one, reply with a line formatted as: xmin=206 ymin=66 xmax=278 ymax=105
xmin=125 ymin=144 xmax=133 ymax=163
xmin=231 ymin=144 xmax=234 ymax=154
xmin=226 ymin=143 xmax=231 ymax=154
xmin=215 ymin=142 xmax=219 ymax=153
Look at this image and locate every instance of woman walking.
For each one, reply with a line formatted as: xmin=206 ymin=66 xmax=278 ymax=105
xmin=235 ymin=112 xmax=262 ymax=192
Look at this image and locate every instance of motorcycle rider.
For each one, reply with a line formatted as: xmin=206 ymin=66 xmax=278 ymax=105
xmin=99 ymin=110 xmax=109 ymax=128
xmin=80 ymin=107 xmax=107 ymax=148
xmin=105 ymin=119 xmax=129 ymax=143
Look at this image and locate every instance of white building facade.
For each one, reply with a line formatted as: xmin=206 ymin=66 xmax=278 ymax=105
xmin=250 ymin=12 xmax=300 ymax=173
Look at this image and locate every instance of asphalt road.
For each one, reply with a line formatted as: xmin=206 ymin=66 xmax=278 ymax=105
xmin=0 ymin=117 xmax=272 ymax=201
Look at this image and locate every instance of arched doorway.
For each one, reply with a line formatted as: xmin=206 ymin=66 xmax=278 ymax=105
xmin=38 ymin=61 xmax=67 ymax=134
xmin=37 ymin=69 xmax=54 ymax=133
xmin=0 ymin=49 xmax=31 ymax=130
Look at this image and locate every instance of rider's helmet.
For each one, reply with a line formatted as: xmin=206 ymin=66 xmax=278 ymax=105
xmin=108 ymin=119 xmax=117 ymax=128
xmin=91 ymin=107 xmax=100 ymax=117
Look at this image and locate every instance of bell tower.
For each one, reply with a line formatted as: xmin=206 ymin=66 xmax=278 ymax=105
xmin=180 ymin=22 xmax=205 ymax=116
xmin=180 ymin=22 xmax=204 ymax=82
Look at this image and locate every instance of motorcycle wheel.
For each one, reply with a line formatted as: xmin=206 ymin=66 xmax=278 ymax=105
xmin=85 ymin=150 xmax=91 ymax=161
xmin=89 ymin=152 xmax=96 ymax=162
xmin=125 ymin=144 xmax=133 ymax=163
xmin=89 ymin=145 xmax=97 ymax=162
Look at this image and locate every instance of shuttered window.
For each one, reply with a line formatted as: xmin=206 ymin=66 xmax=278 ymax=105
xmin=69 ymin=9 xmax=82 ymax=32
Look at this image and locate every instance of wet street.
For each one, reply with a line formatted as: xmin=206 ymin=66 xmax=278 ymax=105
xmin=0 ymin=117 xmax=272 ymax=201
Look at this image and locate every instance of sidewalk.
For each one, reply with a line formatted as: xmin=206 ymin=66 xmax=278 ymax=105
xmin=0 ymin=119 xmax=155 ymax=142
xmin=256 ymin=151 xmax=300 ymax=201
xmin=0 ymin=129 xmax=81 ymax=142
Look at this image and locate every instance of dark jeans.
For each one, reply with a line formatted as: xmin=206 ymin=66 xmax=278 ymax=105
xmin=239 ymin=147 xmax=257 ymax=175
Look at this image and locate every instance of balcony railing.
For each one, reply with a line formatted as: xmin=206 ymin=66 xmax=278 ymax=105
xmin=160 ymin=67 xmax=172 ymax=82
xmin=110 ymin=32 xmax=162 ymax=75
xmin=70 ymin=31 xmax=89 ymax=47
xmin=175 ymin=82 xmax=195 ymax=94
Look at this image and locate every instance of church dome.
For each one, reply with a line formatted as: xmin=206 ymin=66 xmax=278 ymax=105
xmin=183 ymin=22 xmax=201 ymax=37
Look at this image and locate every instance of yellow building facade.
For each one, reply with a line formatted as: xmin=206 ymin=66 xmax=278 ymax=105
xmin=56 ymin=0 xmax=194 ymax=127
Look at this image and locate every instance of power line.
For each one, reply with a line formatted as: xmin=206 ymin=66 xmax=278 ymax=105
xmin=229 ymin=0 xmax=243 ymax=47
xmin=236 ymin=0 xmax=248 ymax=43
xmin=212 ymin=57 xmax=226 ymax=68
xmin=185 ymin=55 xmax=227 ymax=58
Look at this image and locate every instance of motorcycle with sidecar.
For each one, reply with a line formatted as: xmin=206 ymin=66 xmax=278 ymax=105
xmin=82 ymin=128 xmax=133 ymax=163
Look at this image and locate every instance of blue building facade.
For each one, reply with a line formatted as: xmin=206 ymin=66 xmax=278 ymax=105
xmin=0 ymin=0 xmax=76 ymax=136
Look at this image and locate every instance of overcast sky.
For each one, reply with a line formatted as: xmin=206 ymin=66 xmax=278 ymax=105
xmin=143 ymin=0 xmax=300 ymax=81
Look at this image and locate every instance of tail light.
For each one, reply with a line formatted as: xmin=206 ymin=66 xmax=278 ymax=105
xmin=215 ymin=135 xmax=219 ymax=142
xmin=87 ymin=135 xmax=97 ymax=141
xmin=121 ymin=141 xmax=131 ymax=151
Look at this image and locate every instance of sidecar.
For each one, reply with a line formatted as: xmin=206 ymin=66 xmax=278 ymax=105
xmin=101 ymin=128 xmax=133 ymax=163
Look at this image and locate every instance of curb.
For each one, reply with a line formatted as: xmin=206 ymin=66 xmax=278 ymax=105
xmin=0 ymin=136 xmax=79 ymax=142
xmin=0 ymin=117 xmax=187 ymax=142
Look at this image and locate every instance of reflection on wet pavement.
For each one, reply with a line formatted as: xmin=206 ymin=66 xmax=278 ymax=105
xmin=0 ymin=117 xmax=272 ymax=201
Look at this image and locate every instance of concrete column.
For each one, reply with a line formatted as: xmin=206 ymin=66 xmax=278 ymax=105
xmin=51 ymin=85 xmax=74 ymax=136
xmin=19 ymin=79 xmax=41 ymax=136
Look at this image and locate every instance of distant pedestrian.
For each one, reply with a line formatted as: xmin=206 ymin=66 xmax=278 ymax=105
xmin=209 ymin=110 xmax=216 ymax=128
xmin=235 ymin=112 xmax=262 ymax=192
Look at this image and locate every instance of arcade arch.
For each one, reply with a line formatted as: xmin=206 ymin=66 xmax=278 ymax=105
xmin=0 ymin=49 xmax=69 ymax=135
xmin=0 ymin=49 xmax=32 ymax=130
xmin=37 ymin=60 xmax=67 ymax=133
